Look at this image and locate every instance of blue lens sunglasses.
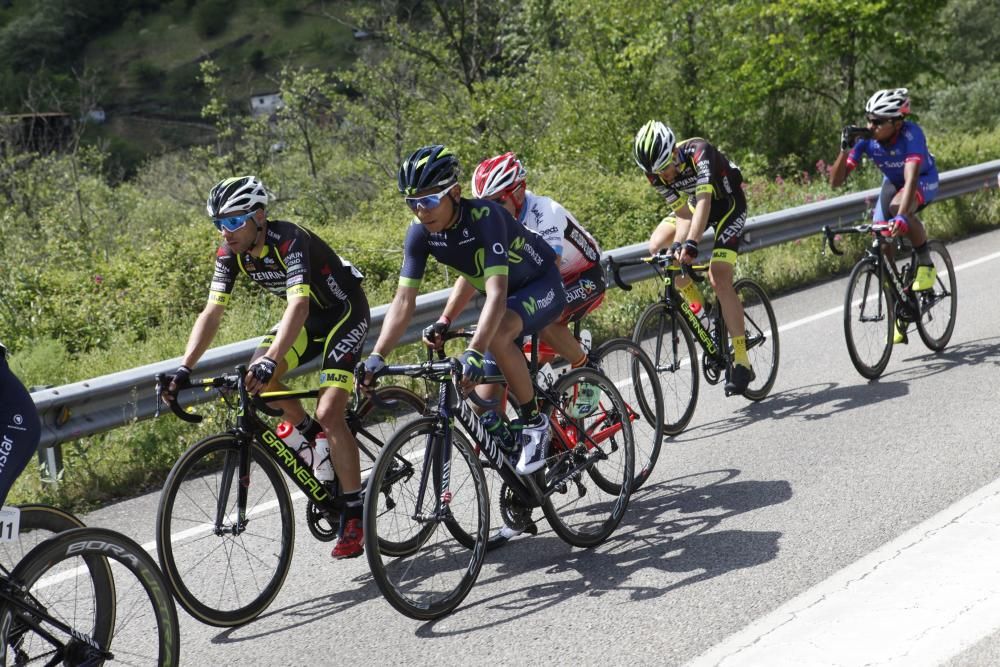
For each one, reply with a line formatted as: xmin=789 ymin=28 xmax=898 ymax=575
xmin=405 ymin=182 xmax=458 ymax=212
xmin=213 ymin=211 xmax=255 ymax=232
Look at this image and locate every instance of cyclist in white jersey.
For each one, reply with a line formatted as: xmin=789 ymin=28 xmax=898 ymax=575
xmin=471 ymin=152 xmax=605 ymax=368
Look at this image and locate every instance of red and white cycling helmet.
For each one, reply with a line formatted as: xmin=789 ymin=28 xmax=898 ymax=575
xmin=865 ymin=88 xmax=910 ymax=118
xmin=471 ymin=152 xmax=527 ymax=200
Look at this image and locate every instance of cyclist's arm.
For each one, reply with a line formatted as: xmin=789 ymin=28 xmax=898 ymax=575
xmin=469 ymin=274 xmax=508 ymax=353
xmin=829 ymin=149 xmax=850 ymax=188
xmin=371 ymin=285 xmax=418 ymax=357
xmin=896 ymin=160 xmax=921 ymax=218
xmin=260 ymin=296 xmax=310 ymax=363
xmin=180 ymin=302 xmax=225 ymax=368
xmin=686 ymin=192 xmax=712 ymax=246
xmin=441 ymin=276 xmax=477 ymax=322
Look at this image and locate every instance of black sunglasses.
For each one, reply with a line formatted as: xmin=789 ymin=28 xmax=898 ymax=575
xmin=866 ymin=116 xmax=895 ymax=127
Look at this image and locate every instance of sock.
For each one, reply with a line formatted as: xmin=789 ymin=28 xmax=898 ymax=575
xmin=914 ymin=242 xmax=932 ymax=265
xmin=297 ymin=416 xmax=323 ymax=441
xmin=678 ymin=280 xmax=703 ymax=312
xmin=518 ymin=397 xmax=540 ymax=423
xmin=341 ymin=490 xmax=362 ymax=522
xmin=732 ymin=336 xmax=750 ymax=368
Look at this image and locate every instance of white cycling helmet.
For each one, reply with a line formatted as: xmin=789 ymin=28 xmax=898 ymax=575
xmin=206 ymin=176 xmax=269 ymax=218
xmin=865 ymin=88 xmax=910 ymax=118
xmin=633 ymin=120 xmax=676 ymax=173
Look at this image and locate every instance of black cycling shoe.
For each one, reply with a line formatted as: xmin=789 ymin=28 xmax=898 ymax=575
xmin=724 ymin=364 xmax=754 ymax=396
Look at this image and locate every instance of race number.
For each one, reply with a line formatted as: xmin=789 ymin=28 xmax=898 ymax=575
xmin=0 ymin=506 xmax=21 ymax=542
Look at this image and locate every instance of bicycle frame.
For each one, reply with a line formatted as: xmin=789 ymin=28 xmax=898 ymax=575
xmin=824 ymin=224 xmax=918 ymax=320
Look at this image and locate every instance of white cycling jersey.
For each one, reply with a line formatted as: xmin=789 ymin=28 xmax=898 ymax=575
xmin=518 ymin=191 xmax=602 ymax=278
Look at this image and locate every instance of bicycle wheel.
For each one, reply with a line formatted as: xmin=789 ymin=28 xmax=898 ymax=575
xmin=1 ymin=526 xmax=180 ymax=666
xmin=541 ymin=367 xmax=634 ymax=548
xmin=364 ymin=417 xmax=489 ymax=620
xmin=733 ymin=279 xmax=780 ymax=400
xmin=306 ymin=385 xmax=429 ymax=543
xmin=591 ymin=338 xmax=664 ymax=490
xmin=156 ymin=433 xmax=294 ymax=627
xmin=915 ymin=240 xmax=957 ymax=351
xmin=633 ymin=301 xmax=699 ymax=435
xmin=844 ymin=260 xmax=894 ymax=379
xmin=0 ymin=505 xmax=86 ymax=574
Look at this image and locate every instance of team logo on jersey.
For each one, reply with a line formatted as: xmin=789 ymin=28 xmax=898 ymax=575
xmin=470 ymin=206 xmax=491 ymax=221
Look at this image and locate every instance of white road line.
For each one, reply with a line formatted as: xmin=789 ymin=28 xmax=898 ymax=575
xmin=688 ymin=475 xmax=1000 ymax=667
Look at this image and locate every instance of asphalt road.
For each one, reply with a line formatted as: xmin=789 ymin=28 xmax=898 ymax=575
xmin=79 ymin=228 xmax=1000 ymax=666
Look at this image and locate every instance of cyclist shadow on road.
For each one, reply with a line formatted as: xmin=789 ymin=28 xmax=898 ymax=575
xmin=416 ymin=468 xmax=790 ymax=637
xmin=882 ymin=336 xmax=1000 ymax=382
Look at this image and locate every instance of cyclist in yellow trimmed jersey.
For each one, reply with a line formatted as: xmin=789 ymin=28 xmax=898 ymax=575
xmin=162 ymin=176 xmax=371 ymax=559
xmin=633 ymin=121 xmax=753 ymax=396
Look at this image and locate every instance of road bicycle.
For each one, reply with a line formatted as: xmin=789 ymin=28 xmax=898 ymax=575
xmin=609 ymin=254 xmax=779 ymax=434
xmin=822 ymin=223 xmax=957 ymax=378
xmin=362 ymin=337 xmax=636 ymax=620
xmin=0 ymin=505 xmax=179 ymax=665
xmin=154 ymin=370 xmax=426 ymax=627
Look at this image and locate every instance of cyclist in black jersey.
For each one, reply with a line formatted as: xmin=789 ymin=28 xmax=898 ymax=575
xmin=361 ymin=145 xmax=566 ymax=475
xmin=633 ymin=121 xmax=754 ymax=396
xmin=0 ymin=343 xmax=39 ymax=507
xmin=162 ymin=176 xmax=371 ymax=559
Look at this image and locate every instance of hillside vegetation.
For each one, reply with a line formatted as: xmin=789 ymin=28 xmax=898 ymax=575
xmin=0 ymin=0 xmax=998 ymax=509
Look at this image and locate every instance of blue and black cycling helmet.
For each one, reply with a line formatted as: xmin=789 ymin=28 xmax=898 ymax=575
xmin=397 ymin=145 xmax=460 ymax=196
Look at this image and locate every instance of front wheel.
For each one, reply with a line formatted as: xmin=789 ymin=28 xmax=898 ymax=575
xmin=732 ymin=279 xmax=780 ymax=400
xmin=364 ymin=417 xmax=489 ymax=620
xmin=542 ymin=367 xmax=634 ymax=548
xmin=844 ymin=260 xmax=894 ymax=379
xmin=915 ymin=240 xmax=957 ymax=351
xmin=590 ymin=338 xmax=664 ymax=490
xmin=156 ymin=433 xmax=294 ymax=627
xmin=633 ymin=301 xmax=699 ymax=435
xmin=2 ymin=527 xmax=180 ymax=666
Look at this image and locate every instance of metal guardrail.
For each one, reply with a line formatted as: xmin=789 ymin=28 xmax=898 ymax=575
xmin=30 ymin=159 xmax=1000 ymax=453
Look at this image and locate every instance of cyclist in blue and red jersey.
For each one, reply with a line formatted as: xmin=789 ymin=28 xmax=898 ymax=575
xmin=0 ymin=343 xmax=40 ymax=507
xmin=161 ymin=176 xmax=371 ymax=559
xmin=633 ymin=121 xmax=754 ymax=396
xmin=830 ymin=88 xmax=940 ymax=343
xmin=361 ymin=145 xmax=566 ymax=476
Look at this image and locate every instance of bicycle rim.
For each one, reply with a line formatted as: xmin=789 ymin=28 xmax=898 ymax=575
xmin=156 ymin=433 xmax=294 ymax=627
xmin=844 ymin=261 xmax=894 ymax=379
xmin=2 ymin=527 xmax=179 ymax=666
xmin=364 ymin=418 xmax=488 ymax=620
xmin=915 ymin=240 xmax=957 ymax=351
xmin=542 ymin=367 xmax=635 ymax=548
xmin=592 ymin=338 xmax=664 ymax=490
xmin=633 ymin=301 xmax=699 ymax=435
xmin=733 ymin=279 xmax=780 ymax=400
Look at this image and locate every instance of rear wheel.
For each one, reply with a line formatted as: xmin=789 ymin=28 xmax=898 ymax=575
xmin=915 ymin=240 xmax=957 ymax=351
xmin=844 ymin=260 xmax=894 ymax=379
xmin=732 ymin=279 xmax=780 ymax=400
xmin=542 ymin=367 xmax=634 ymax=548
xmin=633 ymin=301 xmax=699 ymax=435
xmin=591 ymin=338 xmax=664 ymax=490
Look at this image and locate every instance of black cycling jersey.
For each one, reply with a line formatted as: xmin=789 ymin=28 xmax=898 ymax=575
xmin=0 ymin=345 xmax=40 ymax=507
xmin=647 ymin=138 xmax=743 ymax=212
xmin=399 ymin=198 xmax=558 ymax=292
xmin=209 ymin=219 xmax=365 ymax=310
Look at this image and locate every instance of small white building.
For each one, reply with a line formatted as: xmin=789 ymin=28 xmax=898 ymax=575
xmin=250 ymin=92 xmax=283 ymax=117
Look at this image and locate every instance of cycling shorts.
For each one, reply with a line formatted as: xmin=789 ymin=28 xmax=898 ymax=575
xmin=675 ymin=179 xmax=747 ymax=266
xmin=559 ymin=262 xmax=606 ymax=325
xmin=506 ymin=262 xmax=567 ymax=336
xmin=873 ymin=175 xmax=938 ymax=222
xmin=258 ymin=293 xmax=371 ymax=393
xmin=0 ymin=357 xmax=40 ymax=507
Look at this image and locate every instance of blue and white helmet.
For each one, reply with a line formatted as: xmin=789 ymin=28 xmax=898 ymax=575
xmin=865 ymin=88 xmax=910 ymax=118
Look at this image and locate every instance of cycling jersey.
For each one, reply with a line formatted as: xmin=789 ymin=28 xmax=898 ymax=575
xmin=209 ymin=219 xmax=365 ymax=311
xmin=0 ymin=348 xmax=40 ymax=507
xmin=846 ymin=120 xmax=938 ymax=188
xmin=400 ymin=198 xmax=558 ymax=292
xmin=518 ymin=191 xmax=602 ymax=278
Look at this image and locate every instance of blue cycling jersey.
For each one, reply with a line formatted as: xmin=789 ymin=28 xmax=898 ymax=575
xmin=0 ymin=347 xmax=40 ymax=507
xmin=399 ymin=198 xmax=558 ymax=292
xmin=847 ymin=120 xmax=938 ymax=187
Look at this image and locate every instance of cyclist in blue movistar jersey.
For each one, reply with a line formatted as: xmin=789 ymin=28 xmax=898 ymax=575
xmin=829 ymin=88 xmax=940 ymax=343
xmin=361 ymin=145 xmax=566 ymax=475
xmin=0 ymin=343 xmax=40 ymax=507
xmin=161 ymin=176 xmax=371 ymax=559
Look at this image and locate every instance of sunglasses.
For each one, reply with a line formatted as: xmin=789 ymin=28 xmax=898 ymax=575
xmin=866 ymin=116 xmax=894 ymax=127
xmin=213 ymin=211 xmax=255 ymax=232
xmin=405 ymin=182 xmax=458 ymax=212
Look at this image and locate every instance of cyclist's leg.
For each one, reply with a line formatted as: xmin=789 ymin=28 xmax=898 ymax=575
xmin=252 ymin=318 xmax=322 ymax=426
xmin=540 ymin=263 xmax=606 ymax=365
xmin=0 ymin=354 xmax=40 ymax=507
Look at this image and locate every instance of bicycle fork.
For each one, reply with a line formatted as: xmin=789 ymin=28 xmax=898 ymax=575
xmin=214 ymin=443 xmax=251 ymax=536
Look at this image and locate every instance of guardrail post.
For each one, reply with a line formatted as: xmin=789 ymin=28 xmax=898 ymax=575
xmin=36 ymin=443 xmax=63 ymax=484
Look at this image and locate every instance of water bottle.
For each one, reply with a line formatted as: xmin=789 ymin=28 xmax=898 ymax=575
xmin=568 ymin=382 xmax=600 ymax=418
xmin=480 ymin=411 xmax=516 ymax=454
xmin=313 ymin=432 xmax=335 ymax=482
xmin=276 ymin=420 xmax=312 ymax=467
